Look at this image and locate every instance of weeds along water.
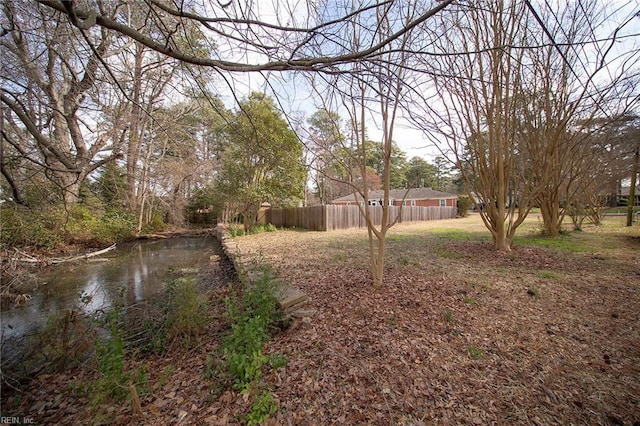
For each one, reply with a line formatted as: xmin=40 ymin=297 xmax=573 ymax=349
xmin=2 ymin=241 xmax=288 ymax=426
xmin=0 ymin=236 xmax=230 ymax=390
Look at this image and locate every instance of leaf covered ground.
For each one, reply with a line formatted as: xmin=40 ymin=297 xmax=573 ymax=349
xmin=2 ymin=214 xmax=639 ymax=425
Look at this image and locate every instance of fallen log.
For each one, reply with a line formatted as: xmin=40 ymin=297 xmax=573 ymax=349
xmin=14 ymin=244 xmax=116 ymax=265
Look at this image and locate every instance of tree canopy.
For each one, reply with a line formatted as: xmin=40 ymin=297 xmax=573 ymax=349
xmin=1 ymin=0 xmax=638 ymax=252
xmin=215 ymin=92 xmax=306 ymax=231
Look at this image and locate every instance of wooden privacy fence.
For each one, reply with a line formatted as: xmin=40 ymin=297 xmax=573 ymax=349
xmin=265 ymin=205 xmax=457 ymax=231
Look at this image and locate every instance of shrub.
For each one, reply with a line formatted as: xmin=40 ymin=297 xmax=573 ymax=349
xmin=457 ymin=195 xmax=474 ymax=217
xmin=165 ymin=278 xmax=210 ymax=345
xmin=64 ymin=205 xmax=137 ymax=246
xmin=222 ymin=316 xmax=269 ymax=390
xmin=35 ymin=309 xmax=96 ymax=372
xmin=94 ymin=310 xmax=126 ymax=402
xmin=228 ymin=223 xmax=277 ymax=237
xmin=93 ymin=208 xmax=137 ymax=243
xmin=0 ymin=203 xmax=137 ymax=248
xmin=246 ymin=390 xmax=278 ymax=426
xmin=217 ymin=264 xmax=285 ymax=393
xmin=0 ymin=205 xmax=64 ymax=249
xmin=242 ymin=270 xmax=283 ymax=331
xmin=228 ymin=226 xmax=246 ymax=238
xmin=141 ymin=213 xmax=169 ymax=234
xmin=91 ymin=288 xmax=149 ymax=409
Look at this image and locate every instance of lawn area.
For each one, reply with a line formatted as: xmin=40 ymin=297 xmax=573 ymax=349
xmin=4 ymin=214 xmax=637 ymax=425
xmin=229 ymin=213 xmax=640 ymax=424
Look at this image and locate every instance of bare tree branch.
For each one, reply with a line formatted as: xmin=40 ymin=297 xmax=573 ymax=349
xmin=37 ymin=0 xmax=455 ymax=72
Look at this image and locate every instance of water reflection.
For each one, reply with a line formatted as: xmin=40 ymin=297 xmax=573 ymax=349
xmin=1 ymin=236 xmax=220 ymax=341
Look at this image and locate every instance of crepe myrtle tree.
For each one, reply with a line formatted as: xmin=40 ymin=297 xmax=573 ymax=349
xmin=421 ymin=1 xmax=536 ymax=252
xmin=303 ymin=0 xmax=421 ymax=286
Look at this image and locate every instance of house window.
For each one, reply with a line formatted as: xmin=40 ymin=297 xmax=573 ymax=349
xmin=439 ymin=199 xmax=446 ymax=207
xmin=411 ymin=200 xmax=417 ymax=207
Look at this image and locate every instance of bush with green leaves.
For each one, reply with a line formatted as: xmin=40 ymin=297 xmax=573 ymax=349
xmin=246 ymin=390 xmax=278 ymax=426
xmin=165 ymin=278 xmax=210 ymax=345
xmin=228 ymin=226 xmax=246 ymax=238
xmin=0 ymin=203 xmax=137 ymax=249
xmin=227 ymin=223 xmax=277 ymax=238
xmin=65 ymin=205 xmax=136 ymax=245
xmin=216 ymin=265 xmax=286 ymax=401
xmin=0 ymin=205 xmax=64 ymax=249
xmin=93 ymin=208 xmax=137 ymax=243
xmin=457 ymin=195 xmax=474 ymax=217
xmin=222 ymin=316 xmax=269 ymax=390
xmin=141 ymin=213 xmax=169 ymax=234
xmin=240 ymin=272 xmax=282 ymax=331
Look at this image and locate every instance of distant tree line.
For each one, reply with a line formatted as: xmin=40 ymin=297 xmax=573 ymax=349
xmin=1 ymin=0 xmax=638 ymax=269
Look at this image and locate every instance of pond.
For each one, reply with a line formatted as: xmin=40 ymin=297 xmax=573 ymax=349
xmin=1 ymin=235 xmax=228 ymax=344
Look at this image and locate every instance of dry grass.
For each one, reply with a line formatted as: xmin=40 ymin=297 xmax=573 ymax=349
xmin=231 ymin=213 xmax=640 ymax=425
xmin=3 ymin=214 xmax=638 ymax=425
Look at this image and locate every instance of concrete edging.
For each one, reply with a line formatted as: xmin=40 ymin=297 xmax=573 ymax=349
xmin=213 ymin=225 xmax=311 ymax=316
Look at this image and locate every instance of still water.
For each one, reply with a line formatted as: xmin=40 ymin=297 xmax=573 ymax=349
xmin=1 ymin=235 xmax=222 ymax=341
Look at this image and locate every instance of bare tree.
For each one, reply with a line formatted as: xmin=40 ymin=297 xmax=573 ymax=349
xmin=519 ymin=1 xmax=640 ymax=236
xmin=303 ymin=0 xmax=423 ymax=286
xmin=36 ymin=0 xmax=454 ymax=74
xmin=1 ymin=1 xmax=124 ymax=206
xmin=416 ymin=1 xmax=535 ymax=251
xmin=409 ymin=0 xmax=640 ymax=246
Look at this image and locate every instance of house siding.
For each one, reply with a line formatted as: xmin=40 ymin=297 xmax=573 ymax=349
xmin=331 ymin=187 xmax=458 ymax=207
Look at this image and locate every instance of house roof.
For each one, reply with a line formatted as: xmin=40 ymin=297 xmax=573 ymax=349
xmin=331 ymin=187 xmax=458 ymax=203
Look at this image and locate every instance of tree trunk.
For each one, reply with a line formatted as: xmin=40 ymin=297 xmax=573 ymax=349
xmin=493 ymin=208 xmax=512 ymax=252
xmin=540 ymin=196 xmax=562 ymax=236
xmin=627 ymin=147 xmax=639 ymax=227
xmin=243 ymin=201 xmax=261 ymax=233
xmin=371 ymin=234 xmax=386 ymax=287
xmin=127 ymin=43 xmax=145 ymax=213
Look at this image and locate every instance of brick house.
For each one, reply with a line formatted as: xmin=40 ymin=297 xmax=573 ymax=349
xmin=331 ymin=187 xmax=458 ymax=207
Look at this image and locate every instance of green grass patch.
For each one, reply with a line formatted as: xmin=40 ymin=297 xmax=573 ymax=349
xmin=435 ymin=249 xmax=465 ymax=259
xmin=537 ymin=271 xmax=560 ymax=279
xmin=467 ymin=346 xmax=485 ymax=360
xmin=386 ymin=233 xmax=411 ymax=241
xmin=427 ymin=228 xmax=488 ymax=242
xmin=515 ymin=233 xmax=591 ymax=252
xmin=602 ymin=207 xmax=638 ymax=214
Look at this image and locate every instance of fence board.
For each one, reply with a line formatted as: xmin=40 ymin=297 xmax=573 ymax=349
xmin=265 ymin=205 xmax=456 ymax=231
